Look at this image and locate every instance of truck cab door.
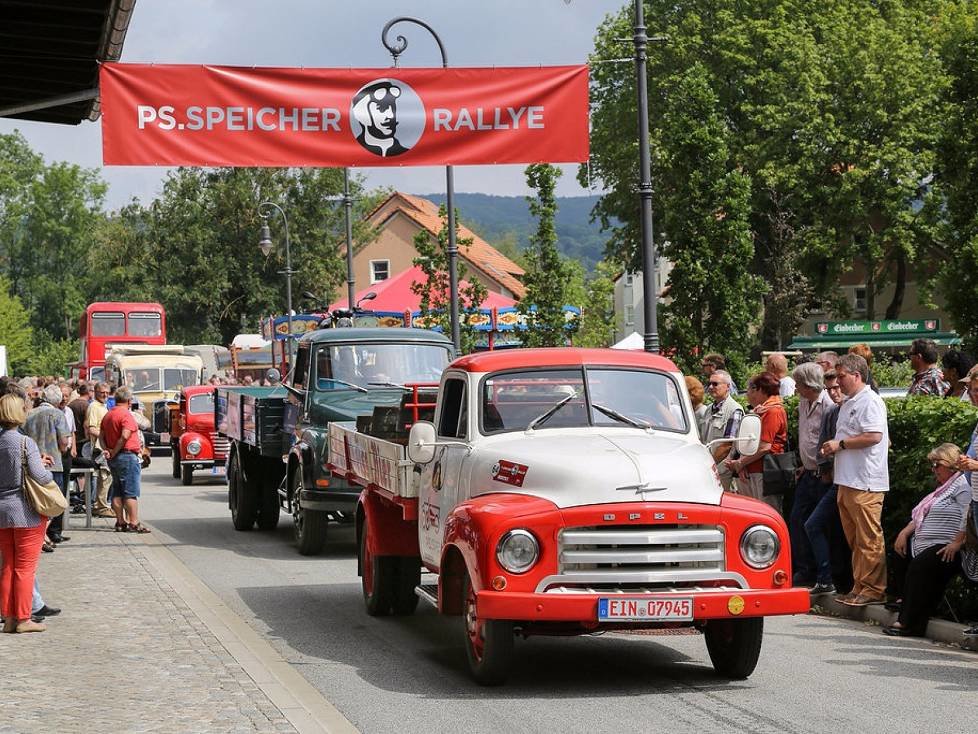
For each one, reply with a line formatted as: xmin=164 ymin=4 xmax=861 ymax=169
xmin=418 ymin=375 xmax=469 ymax=567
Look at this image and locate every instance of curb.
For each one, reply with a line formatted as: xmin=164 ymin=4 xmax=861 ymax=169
xmin=811 ymin=593 xmax=978 ymax=651
xmin=125 ymin=527 xmax=360 ymax=734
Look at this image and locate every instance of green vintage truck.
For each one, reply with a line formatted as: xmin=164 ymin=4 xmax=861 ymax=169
xmin=216 ymin=327 xmax=453 ymax=555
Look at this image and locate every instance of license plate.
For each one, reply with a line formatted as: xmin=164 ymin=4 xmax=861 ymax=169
xmin=160 ymin=432 xmax=170 ymax=443
xmin=597 ymin=596 xmax=693 ymax=622
xmin=212 ymin=466 xmax=226 ymax=475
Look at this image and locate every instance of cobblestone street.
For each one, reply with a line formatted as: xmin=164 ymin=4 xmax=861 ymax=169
xmin=1 ymin=520 xmax=298 ymax=734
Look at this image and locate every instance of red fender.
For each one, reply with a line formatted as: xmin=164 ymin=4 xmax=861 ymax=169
xmin=179 ymin=431 xmax=214 ymax=461
xmin=359 ymin=490 xmax=420 ymax=560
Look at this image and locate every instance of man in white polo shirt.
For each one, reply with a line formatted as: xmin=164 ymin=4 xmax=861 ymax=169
xmin=820 ymin=353 xmax=888 ymax=606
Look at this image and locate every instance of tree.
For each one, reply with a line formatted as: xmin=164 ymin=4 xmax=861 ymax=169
xmin=518 ymin=164 xmax=578 ymax=347
xmin=934 ymin=13 xmax=978 ymax=350
xmin=111 ymin=167 xmax=377 ymax=344
xmin=411 ymin=206 xmax=488 ymax=354
xmin=569 ymin=259 xmax=618 ymax=348
xmin=582 ymin=0 xmax=949 ymax=355
xmin=0 ymin=276 xmax=34 ymax=373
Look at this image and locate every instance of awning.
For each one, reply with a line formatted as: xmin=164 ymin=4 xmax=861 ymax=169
xmin=788 ymin=333 xmax=962 ymax=350
xmin=0 ymin=0 xmax=137 ymax=124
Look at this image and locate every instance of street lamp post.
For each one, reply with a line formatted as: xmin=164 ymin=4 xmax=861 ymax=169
xmin=381 ymin=16 xmax=461 ymax=353
xmin=633 ymin=0 xmax=659 ymax=354
xmin=258 ymin=201 xmax=295 ymax=357
xmin=343 ymin=169 xmax=356 ymax=309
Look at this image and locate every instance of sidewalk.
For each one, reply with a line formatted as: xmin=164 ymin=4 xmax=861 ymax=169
xmin=812 ymin=594 xmax=978 ymax=652
xmin=1 ymin=519 xmax=355 ymax=734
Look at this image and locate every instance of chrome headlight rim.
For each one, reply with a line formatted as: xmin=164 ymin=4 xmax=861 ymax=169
xmin=495 ymin=528 xmax=540 ymax=575
xmin=739 ymin=524 xmax=780 ymax=569
xmin=186 ymin=439 xmax=203 ymax=456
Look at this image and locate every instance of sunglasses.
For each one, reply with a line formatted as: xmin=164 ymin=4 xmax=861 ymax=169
xmin=707 ymin=381 xmax=723 ymax=387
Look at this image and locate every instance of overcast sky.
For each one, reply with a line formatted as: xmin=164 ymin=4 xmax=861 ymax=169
xmin=0 ymin=0 xmax=626 ymax=210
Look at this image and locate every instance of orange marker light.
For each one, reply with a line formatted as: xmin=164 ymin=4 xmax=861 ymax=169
xmin=773 ymin=569 xmax=788 ymax=586
xmin=315 ymin=479 xmax=330 ymax=488
xmin=491 ymin=576 xmax=507 ymax=591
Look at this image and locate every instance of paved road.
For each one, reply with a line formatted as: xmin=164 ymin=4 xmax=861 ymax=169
xmin=140 ymin=462 xmax=977 ymax=734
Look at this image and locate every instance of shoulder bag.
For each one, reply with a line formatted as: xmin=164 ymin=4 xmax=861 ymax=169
xmin=21 ymin=438 xmax=68 ymax=518
xmin=762 ymin=434 xmax=798 ymax=497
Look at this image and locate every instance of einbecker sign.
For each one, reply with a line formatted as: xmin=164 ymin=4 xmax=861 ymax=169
xmin=815 ymin=319 xmax=940 ymax=335
xmin=99 ymin=64 xmax=589 ymax=167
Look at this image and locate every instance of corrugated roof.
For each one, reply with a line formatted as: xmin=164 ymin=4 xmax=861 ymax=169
xmin=0 ymin=0 xmax=136 ymax=124
xmin=371 ymin=192 xmax=526 ymax=298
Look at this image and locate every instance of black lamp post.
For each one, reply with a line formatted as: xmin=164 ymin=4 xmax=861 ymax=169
xmin=632 ymin=0 xmax=660 ymax=353
xmin=258 ymin=201 xmax=294 ymax=354
xmin=343 ymin=169 xmax=356 ymax=310
xmin=381 ymin=16 xmax=461 ymax=353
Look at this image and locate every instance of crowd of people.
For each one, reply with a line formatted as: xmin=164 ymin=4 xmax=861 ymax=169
xmin=687 ymin=340 xmax=978 ymax=639
xmin=0 ymin=374 xmax=149 ymax=634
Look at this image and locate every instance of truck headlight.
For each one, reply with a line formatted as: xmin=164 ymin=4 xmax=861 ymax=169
xmin=186 ymin=439 xmax=202 ymax=456
xmin=740 ymin=525 xmax=780 ymax=569
xmin=496 ymin=529 xmax=539 ymax=574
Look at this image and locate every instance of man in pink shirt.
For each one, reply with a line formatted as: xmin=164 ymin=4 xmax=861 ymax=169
xmin=99 ymin=386 xmax=149 ymax=533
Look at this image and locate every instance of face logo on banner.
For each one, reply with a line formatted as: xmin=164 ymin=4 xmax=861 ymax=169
xmin=350 ymin=78 xmax=425 ymax=157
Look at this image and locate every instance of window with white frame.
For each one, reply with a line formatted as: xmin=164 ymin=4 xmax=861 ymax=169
xmin=853 ymin=286 xmax=867 ymax=313
xmin=370 ymin=259 xmax=390 ymax=284
xmin=624 ymin=304 xmax=635 ymax=326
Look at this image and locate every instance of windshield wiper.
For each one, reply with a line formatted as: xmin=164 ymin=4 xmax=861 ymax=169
xmin=324 ymin=378 xmax=369 ymax=393
xmin=369 ymin=381 xmax=411 ymax=391
xmin=527 ymin=391 xmax=579 ymax=431
xmin=592 ymin=402 xmax=654 ymax=430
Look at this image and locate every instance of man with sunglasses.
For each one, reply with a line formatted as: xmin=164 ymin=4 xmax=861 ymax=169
xmin=702 ymin=370 xmax=743 ymax=491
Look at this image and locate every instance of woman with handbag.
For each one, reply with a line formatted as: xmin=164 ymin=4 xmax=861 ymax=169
xmin=0 ymin=393 xmax=56 ymax=633
xmin=723 ymin=371 xmax=788 ymax=514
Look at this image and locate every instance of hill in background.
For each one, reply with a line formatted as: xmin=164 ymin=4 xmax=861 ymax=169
xmin=417 ymin=193 xmax=610 ymax=272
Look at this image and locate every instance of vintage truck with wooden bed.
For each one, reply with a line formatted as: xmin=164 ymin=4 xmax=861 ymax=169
xmin=215 ymin=327 xmax=453 ymax=555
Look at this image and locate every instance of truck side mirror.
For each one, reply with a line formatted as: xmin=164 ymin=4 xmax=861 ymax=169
xmin=736 ymin=414 xmax=761 ymax=456
xmin=407 ymin=421 xmax=437 ymax=464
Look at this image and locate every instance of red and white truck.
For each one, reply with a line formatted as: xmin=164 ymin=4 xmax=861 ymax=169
xmin=329 ymin=348 xmax=810 ymax=685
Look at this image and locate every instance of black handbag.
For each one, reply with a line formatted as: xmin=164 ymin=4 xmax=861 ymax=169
xmin=762 ymin=436 xmax=797 ymax=497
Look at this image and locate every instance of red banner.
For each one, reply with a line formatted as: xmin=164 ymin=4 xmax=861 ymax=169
xmin=100 ymin=63 xmax=589 ymax=167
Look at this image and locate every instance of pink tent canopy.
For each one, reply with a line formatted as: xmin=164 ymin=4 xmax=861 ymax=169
xmin=329 ymin=265 xmax=516 ymax=312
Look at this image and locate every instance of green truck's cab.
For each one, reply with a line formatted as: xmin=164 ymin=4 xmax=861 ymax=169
xmin=219 ymin=327 xmax=453 ymax=555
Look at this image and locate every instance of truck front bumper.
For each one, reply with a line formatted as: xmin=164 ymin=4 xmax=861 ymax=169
xmin=476 ymin=586 xmax=811 ymax=623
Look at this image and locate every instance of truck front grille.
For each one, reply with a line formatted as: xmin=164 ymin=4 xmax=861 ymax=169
xmin=209 ymin=432 xmax=229 ymax=459
xmin=534 ymin=524 xmax=744 ymax=594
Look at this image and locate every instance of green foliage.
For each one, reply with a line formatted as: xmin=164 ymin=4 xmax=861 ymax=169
xmin=410 ymin=205 xmax=488 ymax=354
xmin=519 ymin=164 xmax=578 ymax=347
xmin=569 ymin=259 xmax=618 ymax=348
xmin=870 ymin=353 xmax=916 ymax=388
xmin=0 ymin=275 xmax=33 ymax=372
xmin=583 ymin=0 xmax=953 ymax=355
xmin=24 ymin=337 xmax=79 ymax=377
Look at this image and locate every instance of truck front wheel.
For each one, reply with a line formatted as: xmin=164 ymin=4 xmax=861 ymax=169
xmin=292 ymin=471 xmax=327 ymax=555
xmin=704 ymin=617 xmax=763 ymax=680
xmin=360 ymin=522 xmax=396 ymax=616
xmin=228 ymin=451 xmax=257 ymax=531
xmin=171 ymin=447 xmax=180 ymax=479
xmin=462 ymin=574 xmax=514 ymax=686
xmin=181 ymin=464 xmax=194 ymax=486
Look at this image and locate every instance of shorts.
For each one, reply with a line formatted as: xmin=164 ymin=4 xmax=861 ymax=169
xmin=108 ymin=452 xmax=141 ymax=500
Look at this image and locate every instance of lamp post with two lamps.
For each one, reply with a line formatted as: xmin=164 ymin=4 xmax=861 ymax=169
xmin=258 ymin=201 xmax=295 ymax=359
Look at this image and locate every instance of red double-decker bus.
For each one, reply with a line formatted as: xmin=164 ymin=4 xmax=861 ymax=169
xmin=69 ymin=302 xmax=167 ymax=381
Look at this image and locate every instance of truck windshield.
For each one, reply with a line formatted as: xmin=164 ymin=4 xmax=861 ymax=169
xmin=481 ymin=367 xmax=688 ymax=434
xmin=316 ymin=343 xmax=450 ymax=390
xmin=188 ymin=393 xmax=215 ymax=414
xmin=125 ymin=368 xmax=161 ymax=391
xmin=164 ymin=368 xmax=200 ymax=390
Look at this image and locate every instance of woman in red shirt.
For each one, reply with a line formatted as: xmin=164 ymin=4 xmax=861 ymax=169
xmin=723 ymin=371 xmax=787 ymax=513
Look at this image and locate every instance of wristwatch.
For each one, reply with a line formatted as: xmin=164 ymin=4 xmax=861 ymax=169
xmin=839 ymin=439 xmax=846 ymax=450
